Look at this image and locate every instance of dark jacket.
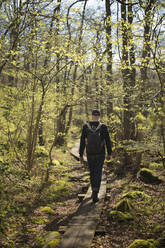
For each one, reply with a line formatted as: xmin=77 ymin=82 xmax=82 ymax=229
xmin=79 ymin=121 xmax=112 ymax=156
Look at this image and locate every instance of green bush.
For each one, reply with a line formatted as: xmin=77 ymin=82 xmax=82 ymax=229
xmin=35 ymin=146 xmax=49 ymax=158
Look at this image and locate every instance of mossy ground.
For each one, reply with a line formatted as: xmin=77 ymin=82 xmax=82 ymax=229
xmin=128 ymin=239 xmax=159 ymax=248
xmin=0 ymin=145 xmax=88 ymax=248
xmin=91 ymin=162 xmax=165 ymax=248
xmin=1 ymin=138 xmax=165 ymax=248
xmin=138 ymin=168 xmax=162 ymax=184
xmin=109 ymin=210 xmax=134 ymax=222
xmin=114 ymin=198 xmax=133 ymax=212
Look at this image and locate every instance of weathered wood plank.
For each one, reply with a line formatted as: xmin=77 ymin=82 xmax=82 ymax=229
xmin=59 ymin=173 xmax=106 ymax=248
xmin=70 ymin=142 xmax=87 ymax=162
xmin=59 ymin=225 xmax=106 ymax=235
xmin=57 ymin=142 xmax=107 ymax=247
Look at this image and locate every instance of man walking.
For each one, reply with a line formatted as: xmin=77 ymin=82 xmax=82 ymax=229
xmin=79 ymin=109 xmax=112 ymax=203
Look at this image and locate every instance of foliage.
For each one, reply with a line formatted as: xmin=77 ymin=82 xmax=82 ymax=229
xmin=149 ymin=162 xmax=164 ymax=171
xmin=40 ymin=206 xmax=54 ymax=214
xmin=0 ymin=0 xmax=164 ymax=246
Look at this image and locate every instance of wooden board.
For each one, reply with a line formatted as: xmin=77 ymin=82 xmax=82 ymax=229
xmin=59 ymin=173 xmax=106 ymax=248
xmin=70 ymin=142 xmax=87 ymax=162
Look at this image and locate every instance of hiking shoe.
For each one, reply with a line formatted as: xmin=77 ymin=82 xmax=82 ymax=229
xmin=92 ymin=191 xmax=99 ymax=203
xmin=93 ymin=197 xmax=99 ymax=203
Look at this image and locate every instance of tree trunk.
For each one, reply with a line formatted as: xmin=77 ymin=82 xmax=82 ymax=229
xmin=55 ymin=0 xmax=61 ymax=90
xmin=55 ymin=0 xmax=88 ymax=142
xmin=121 ymin=0 xmax=136 ymax=167
xmin=105 ymin=0 xmax=113 ymax=116
xmin=154 ymin=63 xmax=165 ymax=168
xmin=140 ymin=0 xmax=156 ymax=84
xmin=26 ymin=84 xmax=46 ymax=172
xmin=38 ymin=120 xmax=44 ymax=146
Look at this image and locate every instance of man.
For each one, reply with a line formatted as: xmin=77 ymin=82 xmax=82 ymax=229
xmin=79 ymin=109 xmax=112 ymax=203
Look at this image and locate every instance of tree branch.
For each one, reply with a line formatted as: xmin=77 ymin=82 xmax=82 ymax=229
xmin=115 ymin=0 xmax=138 ymax=5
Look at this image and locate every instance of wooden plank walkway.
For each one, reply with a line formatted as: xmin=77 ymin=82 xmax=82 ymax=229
xmin=70 ymin=141 xmax=87 ymax=162
xmin=59 ymin=142 xmax=107 ymax=248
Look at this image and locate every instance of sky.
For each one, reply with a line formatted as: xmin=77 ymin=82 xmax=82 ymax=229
xmin=63 ymin=0 xmax=105 ymax=12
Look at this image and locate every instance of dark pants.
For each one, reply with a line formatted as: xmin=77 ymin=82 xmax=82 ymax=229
xmin=87 ymin=154 xmax=105 ymax=193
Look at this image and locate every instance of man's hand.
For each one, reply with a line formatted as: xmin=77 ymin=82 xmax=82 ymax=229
xmin=106 ymin=155 xmax=111 ymax=161
xmin=79 ymin=156 xmax=84 ymax=164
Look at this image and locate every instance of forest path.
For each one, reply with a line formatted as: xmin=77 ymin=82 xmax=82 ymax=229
xmin=70 ymin=141 xmax=87 ymax=162
xmin=58 ymin=142 xmax=107 ymax=248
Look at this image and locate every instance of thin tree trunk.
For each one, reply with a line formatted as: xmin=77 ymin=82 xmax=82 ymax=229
xmin=121 ymin=1 xmax=131 ymax=140
xmin=38 ymin=3 xmax=61 ymax=145
xmin=85 ymin=76 xmax=89 ymax=120
xmin=128 ymin=0 xmax=142 ymax=170
xmin=27 ymin=85 xmax=46 ymax=171
xmin=121 ymin=0 xmax=136 ymax=167
xmin=38 ymin=120 xmax=44 ymax=146
xmin=26 ymin=79 xmax=36 ymax=172
xmin=56 ymin=0 xmax=61 ymax=90
xmin=46 ymin=104 xmax=70 ymax=182
xmin=57 ymin=0 xmax=88 ymax=140
xmin=140 ymin=0 xmax=155 ymax=83
xmin=154 ymin=63 xmax=165 ymax=168
xmin=105 ymin=0 xmax=113 ymax=116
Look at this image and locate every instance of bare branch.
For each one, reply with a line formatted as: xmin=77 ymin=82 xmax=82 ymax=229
xmin=115 ymin=0 xmax=139 ymax=6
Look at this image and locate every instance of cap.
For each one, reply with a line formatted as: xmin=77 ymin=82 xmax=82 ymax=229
xmin=92 ymin=109 xmax=101 ymax=116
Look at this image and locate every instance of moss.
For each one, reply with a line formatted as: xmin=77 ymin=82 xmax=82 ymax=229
xmin=153 ymin=224 xmax=161 ymax=232
xmin=27 ymin=228 xmax=36 ymax=232
xmin=145 ymin=207 xmax=152 ymax=215
xmin=32 ymin=218 xmax=49 ymax=225
xmin=138 ymin=168 xmax=162 ymax=184
xmin=109 ymin=210 xmax=134 ymax=222
xmin=40 ymin=206 xmax=54 ymax=214
xmin=35 ymin=231 xmax=60 ymax=248
xmin=46 ymin=180 xmax=73 ymax=200
xmin=52 ymin=159 xmax=60 ymax=166
xmin=56 ymin=202 xmax=65 ymax=206
xmin=122 ymin=190 xmax=150 ymax=200
xmin=35 ymin=235 xmax=45 ymax=246
xmin=47 ymin=238 xmax=60 ymax=248
xmin=35 ymin=146 xmax=48 ymax=158
xmin=115 ymin=199 xmax=133 ymax=212
xmin=44 ymin=231 xmax=60 ymax=248
xmin=150 ymin=162 xmax=164 ymax=171
xmin=124 ymin=184 xmax=144 ymax=191
xmin=128 ymin=239 xmax=159 ymax=248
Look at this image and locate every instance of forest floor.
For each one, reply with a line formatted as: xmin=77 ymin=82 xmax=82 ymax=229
xmin=1 ymin=139 xmax=165 ymax=248
xmin=16 ymin=150 xmax=90 ymax=248
xmin=91 ymin=167 xmax=165 ymax=248
xmin=30 ymin=149 xmax=165 ymax=248
xmin=0 ymin=139 xmax=89 ymax=248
